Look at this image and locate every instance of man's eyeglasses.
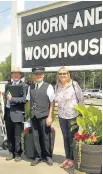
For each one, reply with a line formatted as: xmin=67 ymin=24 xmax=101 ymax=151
xmin=58 ymin=73 xmax=68 ymax=75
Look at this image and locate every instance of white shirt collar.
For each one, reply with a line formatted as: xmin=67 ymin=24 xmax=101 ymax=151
xmin=35 ymin=81 xmax=43 ymax=89
xmin=12 ymin=80 xmax=21 ymax=85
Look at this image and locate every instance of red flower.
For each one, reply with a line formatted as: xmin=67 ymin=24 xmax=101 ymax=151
xmin=81 ymin=133 xmax=87 ymax=140
xmin=24 ymin=128 xmax=29 ymax=134
xmin=74 ymin=133 xmax=81 ymax=140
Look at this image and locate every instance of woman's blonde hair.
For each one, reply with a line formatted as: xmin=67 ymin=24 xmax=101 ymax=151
xmin=56 ymin=66 xmax=71 ymax=84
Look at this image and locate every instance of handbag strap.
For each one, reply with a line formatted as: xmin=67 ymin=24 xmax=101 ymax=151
xmin=72 ymin=80 xmax=79 ymax=104
xmin=55 ymin=84 xmax=58 ymax=93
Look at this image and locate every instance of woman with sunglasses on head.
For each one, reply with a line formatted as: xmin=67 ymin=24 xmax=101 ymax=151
xmin=55 ymin=66 xmax=84 ymax=169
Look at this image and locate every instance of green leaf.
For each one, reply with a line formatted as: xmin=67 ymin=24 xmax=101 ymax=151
xmin=71 ymin=124 xmax=78 ymax=131
xmin=71 ymin=120 xmax=77 ymax=126
xmin=88 ymin=106 xmax=102 ymax=121
xmin=89 ymin=116 xmax=97 ymax=127
xmin=76 ymin=117 xmax=86 ymax=130
xmin=97 ymin=135 xmax=102 ymax=143
xmin=74 ymin=104 xmax=88 ymax=118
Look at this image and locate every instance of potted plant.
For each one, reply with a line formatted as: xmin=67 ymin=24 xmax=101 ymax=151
xmin=71 ymin=105 xmax=102 ymax=174
xmin=21 ymin=102 xmax=34 ymax=158
xmin=22 ymin=101 xmax=56 ymax=158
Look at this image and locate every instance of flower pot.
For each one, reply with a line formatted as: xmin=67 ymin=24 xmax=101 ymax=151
xmin=73 ymin=141 xmax=102 ymax=174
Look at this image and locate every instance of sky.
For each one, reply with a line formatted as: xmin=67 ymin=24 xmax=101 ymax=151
xmin=0 ymin=1 xmax=54 ymax=63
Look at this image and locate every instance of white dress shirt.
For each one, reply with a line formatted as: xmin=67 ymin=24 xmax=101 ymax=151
xmin=26 ymin=81 xmax=55 ymax=102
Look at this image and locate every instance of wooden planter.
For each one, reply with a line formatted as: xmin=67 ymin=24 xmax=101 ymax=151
xmin=73 ymin=141 xmax=102 ymax=174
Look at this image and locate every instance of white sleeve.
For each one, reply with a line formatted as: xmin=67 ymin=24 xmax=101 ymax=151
xmin=47 ymin=84 xmax=55 ymax=102
xmin=26 ymin=86 xmax=30 ymax=101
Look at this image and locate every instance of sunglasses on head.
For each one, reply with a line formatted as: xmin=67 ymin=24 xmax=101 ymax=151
xmin=58 ymin=73 xmax=68 ymax=75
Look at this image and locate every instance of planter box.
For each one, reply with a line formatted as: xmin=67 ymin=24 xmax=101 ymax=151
xmin=24 ymin=129 xmax=34 ymax=158
xmin=24 ymin=128 xmax=55 ymax=158
xmin=73 ymin=141 xmax=102 ymax=174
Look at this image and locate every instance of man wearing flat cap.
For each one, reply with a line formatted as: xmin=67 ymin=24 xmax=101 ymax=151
xmin=4 ymin=67 xmax=28 ymax=162
xmin=26 ymin=66 xmax=55 ymax=166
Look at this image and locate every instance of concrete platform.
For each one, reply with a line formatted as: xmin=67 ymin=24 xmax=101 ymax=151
xmin=0 ymin=121 xmax=85 ymax=174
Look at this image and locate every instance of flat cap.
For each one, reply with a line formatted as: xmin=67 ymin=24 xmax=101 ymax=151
xmin=32 ymin=66 xmax=45 ymax=74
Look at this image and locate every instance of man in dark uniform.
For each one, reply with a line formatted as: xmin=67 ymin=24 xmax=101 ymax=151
xmin=26 ymin=66 xmax=55 ymax=166
xmin=4 ymin=67 xmax=28 ymax=162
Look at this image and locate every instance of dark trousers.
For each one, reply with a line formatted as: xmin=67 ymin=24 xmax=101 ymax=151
xmin=31 ymin=116 xmax=52 ymax=159
xmin=59 ymin=117 xmax=78 ymax=160
xmin=5 ymin=108 xmax=23 ymax=157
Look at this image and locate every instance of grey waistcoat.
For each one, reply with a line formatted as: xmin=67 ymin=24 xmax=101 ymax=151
xmin=30 ymin=82 xmax=50 ymax=119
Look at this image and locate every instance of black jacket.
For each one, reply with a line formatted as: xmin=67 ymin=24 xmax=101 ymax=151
xmin=4 ymin=81 xmax=28 ymax=122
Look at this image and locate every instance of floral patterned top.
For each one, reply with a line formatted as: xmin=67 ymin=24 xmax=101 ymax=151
xmin=55 ymin=80 xmax=84 ymax=119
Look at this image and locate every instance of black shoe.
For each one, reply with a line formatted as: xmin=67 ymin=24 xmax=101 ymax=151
xmin=46 ymin=157 xmax=53 ymax=166
xmin=6 ymin=153 xmax=14 ymax=161
xmin=30 ymin=158 xmax=42 ymax=166
xmin=42 ymin=158 xmax=46 ymax=162
xmin=15 ymin=156 xmax=21 ymax=162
